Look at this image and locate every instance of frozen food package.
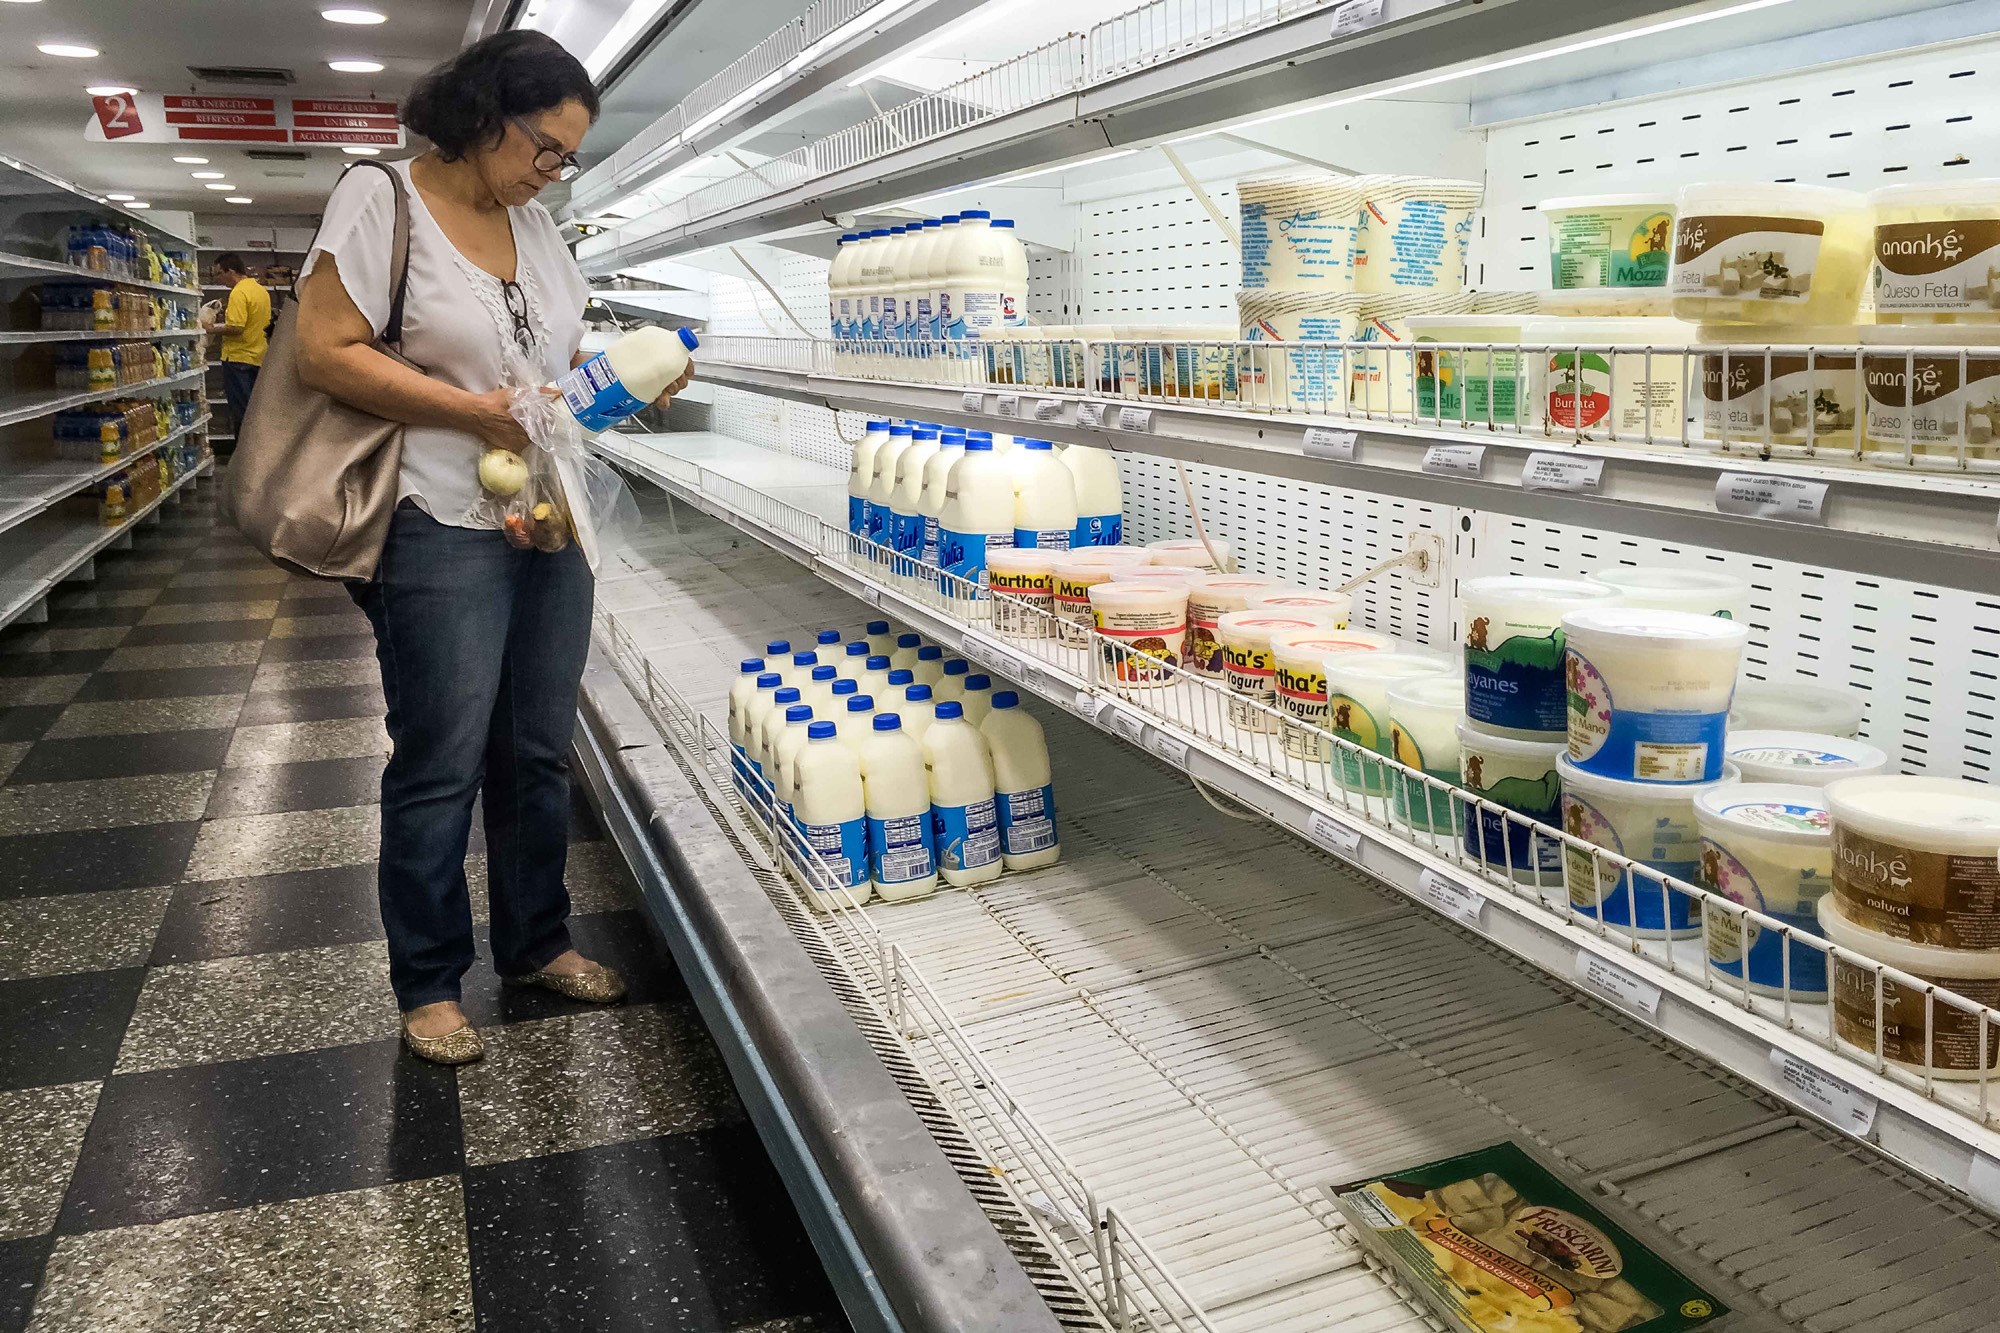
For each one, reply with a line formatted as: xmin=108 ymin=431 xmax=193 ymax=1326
xmin=1326 ymin=1142 xmax=1727 ymax=1333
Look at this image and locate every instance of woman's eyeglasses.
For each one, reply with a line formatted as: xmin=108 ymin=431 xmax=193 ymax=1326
xmin=501 ymin=279 xmax=535 ymax=355
xmin=510 ymin=116 xmax=580 ymax=182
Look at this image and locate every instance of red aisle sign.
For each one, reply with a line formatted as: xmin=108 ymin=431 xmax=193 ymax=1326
xmin=85 ymin=93 xmax=405 ymax=147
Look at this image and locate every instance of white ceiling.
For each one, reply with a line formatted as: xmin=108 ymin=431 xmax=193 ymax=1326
xmin=0 ymin=0 xmax=476 ymax=216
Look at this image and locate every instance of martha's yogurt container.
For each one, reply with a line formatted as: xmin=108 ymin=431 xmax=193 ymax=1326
xmin=1088 ymin=580 xmax=1190 ymax=689
xmin=1725 ymin=730 xmax=1888 ymax=787
xmin=1695 ymin=783 xmax=1834 ymax=998
xmin=1562 ymin=607 xmax=1748 ymax=783
xmin=1560 ymin=757 xmax=1739 ymax=937
xmin=1271 ymin=627 xmax=1396 ymax=769
xmin=1458 ymin=721 xmax=1564 ymax=886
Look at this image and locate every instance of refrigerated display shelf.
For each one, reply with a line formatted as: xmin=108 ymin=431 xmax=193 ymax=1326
xmin=0 ymin=250 xmax=202 ymax=299
xmin=588 ymin=426 xmax=2000 ymax=1216
xmin=0 ymin=414 xmax=211 ymax=539
xmin=587 ymin=491 xmax=2000 ymax=1333
xmin=0 ymin=457 xmax=210 ymax=629
xmin=0 ymin=367 xmax=205 ymax=433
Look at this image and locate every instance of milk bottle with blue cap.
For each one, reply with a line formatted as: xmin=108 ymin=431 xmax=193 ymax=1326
xmin=727 ymin=657 xmax=767 ymax=800
xmin=865 ymin=620 xmax=895 ymax=657
xmin=923 ymin=701 xmax=1003 ymax=887
xmin=861 ymin=655 xmax=895 ymax=700
xmin=912 ymin=218 xmax=949 ymax=352
xmin=759 ymin=686 xmax=805 ymax=804
xmin=741 ymin=672 xmax=786 ymax=823
xmin=1060 ymin=444 xmax=1124 ymax=547
xmin=827 ymin=677 xmax=859 ymax=730
xmin=1011 ymin=439 xmax=1079 ymax=551
xmin=864 ymin=423 xmax=912 ymax=551
xmin=555 ymin=325 xmax=698 ymax=432
xmin=890 ymin=633 xmax=923 ymax=673
xmin=918 ymin=428 xmax=967 ymax=572
xmin=926 ymin=216 xmax=959 ymax=340
xmin=933 ymin=658 xmax=970 ymax=703
xmin=890 ymin=426 xmax=942 ymax=581
xmin=837 ymin=692 xmax=878 ymax=752
xmin=782 ymin=650 xmax=819 ymax=692
xmin=791 ymin=722 xmax=871 ymax=910
xmin=835 ymin=641 xmax=871 ymax=682
xmin=848 ymin=419 xmax=890 ymax=537
xmin=828 ymin=233 xmax=861 ymax=350
xmin=898 ymin=682 xmax=937 ymax=749
xmin=859 ymin=229 xmax=894 ymax=346
xmin=805 ymin=664 xmax=840 ymax=721
xmin=912 ymin=645 xmax=945 ymax=687
xmin=772 ymin=703 xmax=815 ymax=830
xmin=860 ymin=713 xmax=938 ymax=902
xmin=941 ymin=210 xmax=1025 ymax=341
xmin=959 ymin=673 xmax=995 ymax=727
xmin=981 ymin=691 xmax=1061 ymax=869
xmin=937 ymin=434 xmax=1015 ymax=602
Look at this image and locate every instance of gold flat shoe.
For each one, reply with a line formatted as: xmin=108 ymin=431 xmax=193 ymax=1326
xmin=510 ymin=963 xmax=627 ymax=1004
xmin=402 ymin=1020 xmax=485 ymax=1065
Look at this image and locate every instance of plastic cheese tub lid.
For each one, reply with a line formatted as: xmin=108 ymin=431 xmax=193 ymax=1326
xmin=1558 ymin=753 xmax=1740 ymax=802
xmin=1271 ymin=626 xmax=1396 ymax=657
xmin=1584 ymin=566 xmax=1748 ymax=605
xmin=1216 ymin=612 xmax=1318 ymax=648
xmin=1822 ymin=774 xmax=2000 ymax=854
xmin=1460 ymin=574 xmax=1623 ymax=610
xmin=986 ymin=546 xmax=1056 ymax=576
xmin=1123 ymin=566 xmax=1205 ymax=588
xmin=1726 ymin=730 xmax=1889 ymax=786
xmin=1386 ymin=672 xmax=1467 ymax=713
xmin=1404 ymin=314 xmax=1538 ymax=338
xmin=1866 ymin=179 xmax=2000 ymax=209
xmin=1060 ymin=545 xmax=1154 ymax=566
xmin=1816 ymin=893 xmax=2000 ymax=980
xmin=1455 ymin=717 xmax=1566 ymax=758
xmin=1148 ymin=538 xmax=1233 ymax=566
xmin=1326 ymin=650 xmax=1455 ymax=687
xmin=1696 ymin=324 xmax=1869 ymax=346
xmin=1086 ymin=581 xmax=1188 ymax=614
xmin=1537 ymin=288 xmax=1677 ymax=318
xmin=1537 ymin=193 xmax=1676 ymax=212
xmin=1856 ymin=324 xmax=2000 ymax=347
xmin=1730 ymin=678 xmax=1865 ymax=735
xmin=1049 ymin=554 xmax=1121 ymax=585
xmin=1562 ymin=605 xmax=1750 ymax=649
xmin=1674 ymin=181 xmax=1867 ymax=216
xmin=1694 ymin=782 xmax=1831 ymax=846
xmin=1523 ymin=315 xmax=1698 ymax=344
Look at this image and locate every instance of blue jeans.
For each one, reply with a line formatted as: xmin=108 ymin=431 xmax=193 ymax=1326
xmin=221 ymin=361 xmax=258 ymax=437
xmin=351 ymin=503 xmax=594 ymax=1010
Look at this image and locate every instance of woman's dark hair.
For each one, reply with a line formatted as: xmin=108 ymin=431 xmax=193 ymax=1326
xmin=403 ymin=30 xmax=599 ymax=161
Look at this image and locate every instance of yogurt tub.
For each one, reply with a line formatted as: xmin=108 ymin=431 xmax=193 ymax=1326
xmin=1562 ymin=607 xmax=1749 ymax=783
xmin=1386 ymin=673 xmax=1466 ymax=833
xmin=1077 ymin=324 xmax=1118 ymax=392
xmin=1729 ymin=677 xmax=1865 ymax=737
xmin=1160 ymin=327 xmax=1240 ymax=400
xmin=1583 ymin=566 xmax=1749 ymax=621
xmin=1817 ymin=894 xmax=2000 ymax=1079
xmin=1218 ymin=612 xmax=1321 ymax=732
xmin=986 ymin=546 xmax=1057 ymax=640
xmin=1869 ymin=180 xmax=2000 ymax=323
xmin=1726 ymin=730 xmax=1888 ymax=787
xmin=1695 ymin=325 xmax=1865 ymax=454
xmin=1272 ymin=627 xmax=1397 ymax=766
xmin=1238 ymin=169 xmax=1364 ymax=292
xmin=1695 ymin=783 xmax=1834 ymax=998
xmin=1050 ymin=554 xmax=1121 ymax=647
xmin=1148 ymin=537 xmax=1236 ymax=572
xmin=1461 ymin=576 xmax=1624 ymax=738
xmin=1088 ymin=581 xmax=1189 ymax=688
xmin=1525 ymin=315 xmax=1699 ymax=440
xmin=1406 ymin=315 xmax=1535 ymax=427
xmin=1243 ymin=589 xmax=1352 ymax=627
xmin=1238 ymin=290 xmax=1362 ymax=411
xmin=1538 ymin=194 xmax=1677 ymax=289
xmin=1458 ymin=721 xmax=1565 ymax=885
xmin=1825 ymin=775 xmax=2000 ymax=950
xmin=1185 ymin=574 xmax=1288 ymax=676
xmin=1326 ymin=651 xmax=1455 ymax=796
xmin=1559 ymin=757 xmax=1740 ymax=936
xmin=1123 ymin=565 xmax=1207 ymax=590
xmin=1670 ymin=182 xmax=1871 ymax=326
xmin=1348 ymin=293 xmax=1473 ymax=415
xmin=1353 ymin=175 xmax=1482 ymax=295
xmin=1858 ymin=325 xmax=2000 ymax=468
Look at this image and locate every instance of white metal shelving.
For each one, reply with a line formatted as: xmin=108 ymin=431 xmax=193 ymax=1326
xmin=0 ymin=458 xmax=211 ymax=630
xmin=0 ymin=367 xmax=205 ymax=433
xmin=0 ymin=251 xmax=202 ymax=300
xmin=0 ymin=415 xmax=211 ymax=540
xmin=0 ymin=329 xmax=203 ymax=345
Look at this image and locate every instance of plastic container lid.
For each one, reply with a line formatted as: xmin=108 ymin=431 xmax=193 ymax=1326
xmin=934 ymin=701 xmax=965 ymax=719
xmin=1087 ymin=581 xmax=1190 ymax=613
xmin=1189 ymin=574 xmax=1285 ymax=598
xmin=766 ymin=640 xmax=792 ymax=655
xmin=1022 ymin=438 xmax=1053 ymax=450
xmin=1386 ymin=673 xmax=1468 ymax=712
xmin=756 ymin=672 xmax=782 ymax=688
xmin=808 ymin=721 xmax=837 ymax=738
xmin=1695 ymin=324 xmax=1867 ymax=346
xmin=1270 ymin=626 xmax=1397 ymax=657
xmin=739 ymin=658 xmax=765 ymax=673
xmin=1523 ymin=315 xmax=1698 ymax=345
xmin=1455 ymin=717 xmax=1566 ymax=758
xmin=1694 ymin=782 xmax=1831 ymax=847
xmin=866 ymin=655 xmax=891 ymax=670
xmin=963 ymin=436 xmax=993 ymax=451
xmin=897 ymin=633 xmax=921 ymax=648
xmin=993 ymin=691 xmax=1020 ymax=708
xmin=791 ymin=652 xmax=818 ymax=668
xmin=864 ymin=420 xmax=890 ymax=432
xmin=1325 ymin=651 xmax=1455 ymax=687
xmin=1817 ymin=894 xmax=2000 ymax=980
xmin=1216 ymin=612 xmax=1319 ymax=647
xmin=1726 ymin=730 xmax=1889 ymax=786
xmin=847 ymin=695 xmax=874 ymax=711
xmin=785 ymin=704 xmax=813 ymax=722
xmin=1124 ymin=566 xmax=1205 ymax=587
xmin=1537 ymin=193 xmax=1676 ymax=212
xmin=845 ymin=642 xmax=870 ymax=658
xmin=1675 ymin=182 xmax=1867 ymax=215
xmin=1584 ymin=566 xmax=1748 ymax=614
xmin=676 ymin=327 xmax=700 ymax=351
xmin=1148 ymin=538 xmax=1233 ymax=568
xmin=987 ymin=546 xmax=1058 ymax=575
xmin=866 ymin=620 xmax=891 ymax=634
xmin=1866 ymin=179 xmax=2000 ymax=208
xmin=1460 ymin=575 xmax=1623 ymax=612
xmin=816 ymin=630 xmax=842 ymax=645
xmin=873 ymin=714 xmax=902 ymax=730
xmin=1730 ymin=678 xmax=1865 ymax=735
xmin=887 ymin=423 xmax=912 ymax=437
xmin=811 ymin=665 xmax=838 ymax=681
xmin=1823 ymin=775 xmax=2000 ymax=854
xmin=1562 ymin=605 xmax=1750 ymax=650
xmin=1857 ymin=325 xmax=2000 ymax=348
xmin=1558 ymin=753 xmax=1740 ymax=801
xmin=1245 ymin=590 xmax=1353 ymax=623
xmin=916 ymin=645 xmax=943 ymax=661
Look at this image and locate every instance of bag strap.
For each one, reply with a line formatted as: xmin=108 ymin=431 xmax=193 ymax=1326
xmin=306 ymin=158 xmax=414 ymax=349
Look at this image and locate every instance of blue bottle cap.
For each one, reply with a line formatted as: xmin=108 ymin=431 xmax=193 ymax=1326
xmin=812 ymin=665 xmax=837 ymax=681
xmin=905 ymin=684 xmax=933 ymax=701
xmin=866 ymin=620 xmax=890 ymax=635
xmin=832 ymin=678 xmax=858 ymax=695
xmin=1024 ymin=439 xmax=1053 ymax=450
xmin=934 ymin=701 xmax=964 ymax=719
xmin=993 ymin=691 xmax=1020 ymax=708
xmin=960 ymin=208 xmax=991 ymax=220
xmin=808 ymin=721 xmax=837 ymax=739
xmin=785 ymin=704 xmax=813 ymax=722
xmin=765 ymin=639 xmax=791 ymax=656
xmin=887 ymin=669 xmax=913 ymax=686
xmin=774 ymin=687 xmax=800 ymax=704
xmin=872 ymin=714 xmax=902 ymax=731
xmin=964 ymin=436 xmax=993 ymax=451
xmin=677 ymin=327 xmax=699 ymax=351
xmin=942 ymin=659 xmax=968 ymax=677
xmin=845 ymin=642 xmax=869 ymax=658
xmin=889 ymin=423 xmax=912 ymax=438
xmin=922 ymin=218 xmax=942 ymax=229
xmin=791 ymin=652 xmax=816 ymax=667
xmin=756 ymin=672 xmax=782 ymax=687
xmin=917 ymin=645 xmax=942 ymax=661
xmin=942 ymin=214 xmax=961 ymax=224
xmin=848 ymin=695 xmax=874 ymax=711
xmin=816 ymin=630 xmax=842 ymax=645
xmin=739 ymin=658 xmax=765 ymax=673
xmin=912 ymin=426 xmax=939 ymax=442
xmin=993 ymin=219 xmax=1014 ymax=229
xmin=866 ymin=655 xmax=890 ymax=670
xmin=865 ymin=419 xmax=890 ymax=432
xmin=897 ymin=633 xmax=921 ymax=648
xmin=964 ymin=674 xmax=991 ymax=690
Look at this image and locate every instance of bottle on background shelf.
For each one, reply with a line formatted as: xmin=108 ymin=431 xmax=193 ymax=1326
xmin=959 ymin=673 xmax=995 ymax=728
xmin=791 ymin=722 xmax=871 ymax=911
xmin=1011 ymin=439 xmax=1080 ymax=552
xmin=1060 ymin=444 xmax=1125 ymax=547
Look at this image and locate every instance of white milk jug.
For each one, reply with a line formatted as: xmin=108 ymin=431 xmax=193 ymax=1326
xmin=556 ymin=325 xmax=698 ymax=432
xmin=912 ymin=645 xmax=945 ymax=687
xmin=864 ymin=423 xmax=912 ymax=551
xmin=933 ymin=659 xmax=970 ymax=703
xmin=804 ymin=665 xmax=841 ymax=730
xmin=865 ymin=619 xmax=895 ymax=658
xmin=759 ymin=686 xmax=804 ymax=801
xmin=791 ymin=722 xmax=872 ymax=910
xmin=1011 ymin=439 xmax=1079 ymax=551
xmin=909 ymin=218 xmax=946 ymax=353
xmin=779 ymin=651 xmax=819 ymax=693
xmin=895 ymin=682 xmax=937 ymax=750
xmin=828 ymin=233 xmax=860 ymax=349
xmin=923 ymin=701 xmax=1004 ymax=887
xmin=959 ymin=673 xmax=995 ymax=728
xmin=1060 ymin=444 xmax=1124 ymax=547
xmin=917 ymin=429 xmax=967 ymax=572
xmin=772 ymin=703 xmax=815 ymax=830
xmin=890 ymin=425 xmax=940 ymax=579
xmin=848 ymin=419 xmax=890 ymax=537
xmin=890 ymin=632 xmax=923 ymax=673
xmin=859 ymin=714 xmax=938 ymax=901
xmin=926 ymin=216 xmax=959 ymax=341
xmin=727 ymin=656 xmax=767 ymax=801
xmin=836 ymin=692 xmax=878 ymax=752
xmin=741 ymin=672 xmax=787 ymax=822
xmin=860 ymin=655 xmax=894 ymax=701
xmin=982 ymin=690 xmax=1061 ymax=869
xmin=940 ymin=210 xmax=1021 ymax=341
xmin=937 ymin=435 xmax=1016 ymax=601
xmin=826 ymin=676 xmax=860 ymax=725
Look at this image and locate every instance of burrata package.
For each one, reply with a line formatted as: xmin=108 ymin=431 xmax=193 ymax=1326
xmin=1327 ymin=1143 xmax=1727 ymax=1333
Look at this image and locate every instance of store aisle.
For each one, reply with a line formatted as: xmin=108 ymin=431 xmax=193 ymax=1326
xmin=0 ymin=484 xmax=849 ymax=1333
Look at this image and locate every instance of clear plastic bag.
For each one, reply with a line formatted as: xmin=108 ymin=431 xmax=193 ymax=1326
xmin=473 ymin=350 xmax=641 ymax=574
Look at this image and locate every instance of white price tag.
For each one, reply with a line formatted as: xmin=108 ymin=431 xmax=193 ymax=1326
xmin=1077 ymin=402 xmax=1107 ymax=428
xmin=1574 ymin=950 xmax=1663 ymax=1017
xmin=1968 ymin=1154 xmax=2000 ymax=1215
xmin=996 ymin=394 xmax=1021 ymax=419
xmin=1716 ymin=473 xmax=1829 ymax=524
xmin=1423 ymin=444 xmax=1486 ymax=477
xmin=962 ymin=634 xmax=1021 ymax=678
xmin=1147 ymin=732 xmax=1191 ymax=767
xmin=1521 ymin=452 xmax=1604 ymax=493
xmin=859 ymin=584 xmax=884 ymax=608
xmin=961 ymin=391 xmax=985 ymax=412
xmin=1034 ymin=398 xmax=1064 ymax=422
xmin=1415 ymin=869 xmax=1484 ymax=929
xmin=1303 ymin=426 xmax=1358 ymax=461
xmin=1332 ymin=0 xmax=1387 ymax=35
xmin=1107 ymin=708 xmax=1147 ymax=744
xmin=1768 ymin=1050 xmax=1878 ymax=1137
xmin=1073 ymin=690 xmax=1103 ymax=719
xmin=1118 ymin=406 xmax=1153 ymax=432
xmin=1307 ymin=811 xmax=1362 ymax=861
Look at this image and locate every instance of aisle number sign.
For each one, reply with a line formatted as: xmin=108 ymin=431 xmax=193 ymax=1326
xmin=86 ymin=94 xmax=406 ymax=148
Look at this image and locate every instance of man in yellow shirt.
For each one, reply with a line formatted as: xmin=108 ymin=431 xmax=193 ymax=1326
xmin=204 ymin=253 xmax=271 ymax=438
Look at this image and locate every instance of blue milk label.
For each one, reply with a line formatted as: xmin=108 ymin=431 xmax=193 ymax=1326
xmin=892 ymin=510 xmax=926 ymax=563
xmin=803 ymin=816 xmax=870 ymax=890
xmin=997 ymin=783 xmax=1057 ymax=857
xmin=1567 ymin=650 xmax=1728 ymax=783
xmin=1074 ymin=514 xmax=1123 ymax=547
xmin=557 ymin=352 xmax=649 ymax=432
xmin=939 ymin=528 xmax=1011 ymax=594
xmin=865 ymin=501 xmax=889 ymax=550
xmin=848 ymin=495 xmax=867 ymax=537
xmin=868 ymin=811 xmax=936 ymax=884
xmin=1013 ymin=527 xmax=1072 ymax=552
xmin=933 ymin=797 xmax=1001 ymax=871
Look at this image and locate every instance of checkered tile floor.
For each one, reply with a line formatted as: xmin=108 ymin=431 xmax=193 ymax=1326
xmin=0 ymin=486 xmax=849 ymax=1333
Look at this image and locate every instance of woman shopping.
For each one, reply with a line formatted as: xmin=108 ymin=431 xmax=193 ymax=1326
xmin=289 ymin=31 xmax=692 ymax=1064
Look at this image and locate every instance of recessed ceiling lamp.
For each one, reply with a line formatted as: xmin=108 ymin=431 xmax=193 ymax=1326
xmin=85 ymin=84 xmax=136 ymax=96
xmin=173 ymin=156 xmax=208 ymax=165
xmin=191 ymin=171 xmax=224 ymax=179
xmin=341 ymin=145 xmax=381 ymax=156
xmin=225 ymin=196 xmax=253 ymax=204
xmin=105 ymin=192 xmax=135 ymax=201
xmin=320 ymin=7 xmax=386 ymax=22
xmin=327 ymin=59 xmax=383 ymax=73
xmin=127 ymin=202 xmax=150 ymax=209
xmin=204 ymin=182 xmax=236 ymax=191
xmin=38 ymin=42 xmax=99 ymax=58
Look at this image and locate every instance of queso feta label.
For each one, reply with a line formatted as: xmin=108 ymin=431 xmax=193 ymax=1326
xmin=1673 ymin=214 xmax=1826 ymax=304
xmin=1874 ymin=219 xmax=2000 ymax=315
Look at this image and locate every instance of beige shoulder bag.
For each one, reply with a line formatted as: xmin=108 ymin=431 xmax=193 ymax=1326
xmin=224 ymin=159 xmax=414 ymax=581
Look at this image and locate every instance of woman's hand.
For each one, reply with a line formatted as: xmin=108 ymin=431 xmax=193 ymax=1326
xmin=649 ymin=362 xmax=695 ymax=412
xmin=463 ymin=387 xmax=534 ymax=454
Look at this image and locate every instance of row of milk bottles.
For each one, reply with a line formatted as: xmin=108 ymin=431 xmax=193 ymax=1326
xmin=726 ymin=624 xmax=1060 ymax=910
xmin=827 ymin=211 xmax=1028 ymax=374
xmin=847 ymin=417 xmax=1124 ymax=596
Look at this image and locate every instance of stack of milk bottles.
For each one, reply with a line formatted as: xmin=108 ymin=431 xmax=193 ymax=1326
xmin=827 ymin=212 xmax=1028 ymax=382
xmin=728 ymin=625 xmax=1061 ymax=911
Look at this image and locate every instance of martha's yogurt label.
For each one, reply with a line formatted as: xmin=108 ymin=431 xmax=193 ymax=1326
xmin=1874 ymin=219 xmax=2000 ymax=314
xmin=1565 ymin=650 xmax=1726 ymax=783
xmin=1673 ymin=215 xmax=1826 ymax=304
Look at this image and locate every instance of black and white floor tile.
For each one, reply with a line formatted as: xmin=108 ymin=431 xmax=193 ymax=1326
xmin=0 ymin=488 xmax=850 ymax=1332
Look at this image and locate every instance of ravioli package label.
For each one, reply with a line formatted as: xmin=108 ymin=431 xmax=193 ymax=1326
xmin=1327 ymin=1142 xmax=1726 ymax=1333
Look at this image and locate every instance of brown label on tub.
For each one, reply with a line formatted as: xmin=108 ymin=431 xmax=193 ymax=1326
xmin=1700 ymin=351 xmax=1858 ymax=402
xmin=1876 ymin=220 xmax=2000 ymax=274
xmin=1832 ymin=824 xmax=2000 ymax=948
xmin=1674 ymin=215 xmax=1825 ymax=264
xmin=1862 ymin=353 xmax=2000 ymax=408
xmin=1833 ymin=957 xmax=2000 ymax=1072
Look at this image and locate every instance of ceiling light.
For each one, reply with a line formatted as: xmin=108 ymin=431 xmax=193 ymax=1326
xmin=38 ymin=43 xmax=99 ymax=58
xmin=127 ymin=202 xmax=149 ymax=209
xmin=191 ymin=171 xmax=225 ymax=179
xmin=225 ymin=197 xmax=253 ymax=205
xmin=173 ymin=156 xmax=208 ymax=165
xmin=204 ymin=183 xmax=236 ymax=191
xmin=85 ymin=84 xmax=136 ymax=97
xmin=341 ymin=145 xmax=381 ymax=156
xmin=105 ymin=192 xmax=135 ymax=201
xmin=320 ymin=7 xmax=386 ymax=22
xmin=0 ymin=1 xmax=47 ymax=6
xmin=327 ymin=59 xmax=384 ymax=73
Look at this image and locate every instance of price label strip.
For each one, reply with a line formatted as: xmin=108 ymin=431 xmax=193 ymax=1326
xmin=1521 ymin=452 xmax=1604 ymax=493
xmin=1574 ymin=950 xmax=1663 ymax=1017
xmin=1423 ymin=444 xmax=1486 ymax=477
xmin=1415 ymin=868 xmax=1484 ymax=929
xmin=1106 ymin=708 xmax=1148 ymax=745
xmin=1332 ymin=0 xmax=1387 ymax=35
xmin=1303 ymin=426 xmax=1358 ymax=461
xmin=961 ymin=391 xmax=985 ymax=412
xmin=1768 ymin=1049 xmax=1878 ymax=1137
xmin=1034 ymin=398 xmax=1064 ymax=422
xmin=962 ymin=634 xmax=1023 ymax=679
xmin=996 ymin=394 xmax=1021 ymax=419
xmin=1118 ymin=406 xmax=1153 ymax=432
xmin=1077 ymin=402 xmax=1107 ymax=428
xmin=1147 ymin=732 xmax=1191 ymax=767
xmin=1072 ymin=690 xmax=1104 ymax=719
xmin=1306 ymin=811 xmax=1363 ymax=861
xmin=1969 ymin=1154 xmax=2000 ymax=1216
xmin=1715 ymin=472 xmax=1829 ymax=524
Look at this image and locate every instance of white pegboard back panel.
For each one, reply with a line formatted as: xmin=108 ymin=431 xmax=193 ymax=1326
xmin=1074 ymin=184 xmax=1240 ymax=325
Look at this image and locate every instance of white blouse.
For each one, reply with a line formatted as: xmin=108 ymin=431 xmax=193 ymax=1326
xmin=300 ymin=159 xmax=589 ymax=528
